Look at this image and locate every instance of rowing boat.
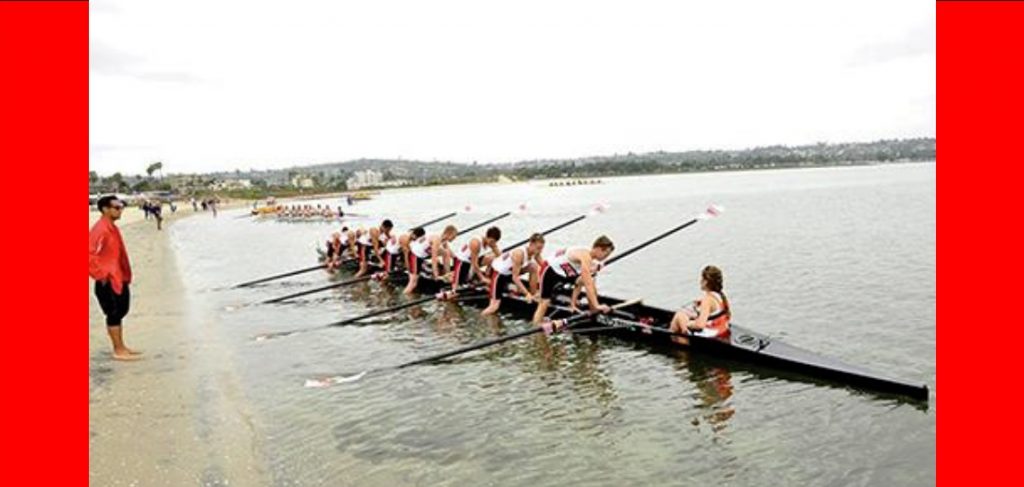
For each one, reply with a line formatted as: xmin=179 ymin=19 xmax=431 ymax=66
xmin=315 ymin=249 xmax=929 ymax=401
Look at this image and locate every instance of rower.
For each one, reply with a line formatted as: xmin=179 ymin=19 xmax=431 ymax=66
xmin=482 ymin=233 xmax=545 ymax=315
xmin=445 ymin=226 xmax=502 ymax=298
xmin=668 ymin=265 xmax=731 ymax=344
xmin=324 ymin=232 xmax=344 ymax=271
xmin=374 ymin=227 xmax=415 ymax=280
xmin=532 ymin=236 xmax=615 ymax=324
xmin=404 ymin=225 xmax=458 ymax=295
xmin=354 ymin=220 xmax=393 ymax=277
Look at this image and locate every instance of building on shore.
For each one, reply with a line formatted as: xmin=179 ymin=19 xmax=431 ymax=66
xmin=346 ymin=170 xmax=383 ymax=190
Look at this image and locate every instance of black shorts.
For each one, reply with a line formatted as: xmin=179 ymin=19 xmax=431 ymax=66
xmin=383 ymin=252 xmax=405 ymax=273
xmin=94 ymin=281 xmax=130 ymax=326
xmin=489 ymin=269 xmax=515 ymax=300
xmin=407 ymin=253 xmax=431 ymax=276
xmin=357 ymin=243 xmax=370 ymax=264
xmin=451 ymin=258 xmax=475 ymax=288
xmin=539 ymin=264 xmax=574 ymax=300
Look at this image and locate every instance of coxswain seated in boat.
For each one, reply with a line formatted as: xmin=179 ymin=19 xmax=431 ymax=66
xmin=482 ymin=232 xmax=545 ymax=315
xmin=354 ymin=219 xmax=393 ymax=277
xmin=373 ymin=226 xmax=417 ymax=281
xmin=404 ymin=225 xmax=458 ymax=295
xmin=439 ymin=226 xmax=503 ymax=300
xmin=668 ymin=265 xmax=731 ymax=344
xmin=532 ymin=236 xmax=615 ymax=325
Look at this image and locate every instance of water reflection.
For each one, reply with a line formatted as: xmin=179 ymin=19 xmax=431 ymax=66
xmin=676 ymin=352 xmax=736 ymax=433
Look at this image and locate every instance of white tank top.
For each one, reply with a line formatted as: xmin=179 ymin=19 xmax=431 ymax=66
xmin=547 ymin=248 xmax=584 ymax=278
xmin=491 ymin=251 xmax=514 ymax=275
xmin=385 ymin=236 xmax=401 ymax=255
xmin=339 ymin=233 xmax=349 ymax=245
xmin=410 ymin=236 xmax=431 ymax=259
xmin=453 ymin=236 xmax=481 ymax=263
xmin=357 ymin=231 xmax=371 ymax=246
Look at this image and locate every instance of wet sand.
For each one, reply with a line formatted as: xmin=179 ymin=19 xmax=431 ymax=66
xmin=89 ymin=203 xmax=270 ymax=486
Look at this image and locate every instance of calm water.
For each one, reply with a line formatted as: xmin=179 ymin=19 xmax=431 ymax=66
xmin=171 ymin=163 xmax=935 ymax=486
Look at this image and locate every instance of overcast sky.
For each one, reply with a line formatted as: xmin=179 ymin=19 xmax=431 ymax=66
xmin=89 ymin=0 xmax=935 ymax=176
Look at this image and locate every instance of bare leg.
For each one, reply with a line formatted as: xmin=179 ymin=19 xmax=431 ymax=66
xmin=533 ymin=299 xmax=550 ymax=324
xmin=107 ymin=326 xmax=142 ymax=360
xmin=482 ymin=298 xmax=501 ymax=315
xmin=669 ymin=311 xmax=690 ymax=345
xmin=404 ymin=274 xmax=418 ymax=295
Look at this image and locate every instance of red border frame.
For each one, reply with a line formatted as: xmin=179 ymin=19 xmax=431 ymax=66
xmin=0 ymin=1 xmax=88 ymax=484
xmin=2 ymin=0 xmax=1021 ymax=484
xmin=937 ymin=1 xmax=1023 ymax=485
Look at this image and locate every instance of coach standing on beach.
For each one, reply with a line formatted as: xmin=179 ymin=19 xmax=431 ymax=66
xmin=89 ymin=196 xmax=141 ymax=361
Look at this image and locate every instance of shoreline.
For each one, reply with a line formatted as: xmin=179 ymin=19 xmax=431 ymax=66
xmin=89 ymin=207 xmax=269 ymax=486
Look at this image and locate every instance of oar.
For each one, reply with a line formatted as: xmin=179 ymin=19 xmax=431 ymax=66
xmin=456 ymin=211 xmax=511 ymax=236
xmin=304 ymin=299 xmax=641 ymax=387
xmin=416 ymin=211 xmax=458 ymax=228
xmin=603 ymin=205 xmax=723 ymax=266
xmin=500 ymin=214 xmax=587 ymax=251
xmin=233 ymin=263 xmax=330 ymax=289
xmin=260 ymin=275 xmax=376 ymax=304
xmin=254 ymin=290 xmax=487 ymax=341
xmin=231 ymin=211 xmax=458 ymax=288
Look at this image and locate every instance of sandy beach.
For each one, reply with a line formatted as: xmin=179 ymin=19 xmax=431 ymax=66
xmin=89 ymin=202 xmax=269 ymax=486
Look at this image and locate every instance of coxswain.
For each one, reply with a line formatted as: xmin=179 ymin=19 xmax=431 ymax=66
xmin=667 ymin=265 xmax=731 ymax=344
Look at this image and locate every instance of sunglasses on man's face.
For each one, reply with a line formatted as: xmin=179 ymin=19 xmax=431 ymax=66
xmin=110 ymin=205 xmax=124 ymax=210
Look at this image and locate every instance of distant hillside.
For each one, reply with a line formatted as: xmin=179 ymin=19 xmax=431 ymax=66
xmin=225 ymin=137 xmax=935 ymax=183
xmin=92 ymin=138 xmax=934 ymax=196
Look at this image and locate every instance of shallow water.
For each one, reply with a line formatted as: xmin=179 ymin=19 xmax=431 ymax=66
xmin=171 ymin=163 xmax=935 ymax=486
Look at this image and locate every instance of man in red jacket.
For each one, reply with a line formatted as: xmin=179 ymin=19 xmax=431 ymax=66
xmin=89 ymin=196 xmax=140 ymax=361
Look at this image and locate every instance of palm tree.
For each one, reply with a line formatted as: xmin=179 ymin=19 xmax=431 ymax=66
xmin=146 ymin=161 xmax=164 ymax=180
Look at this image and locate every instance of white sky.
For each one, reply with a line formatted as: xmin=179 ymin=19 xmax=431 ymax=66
xmin=89 ymin=0 xmax=935 ymax=176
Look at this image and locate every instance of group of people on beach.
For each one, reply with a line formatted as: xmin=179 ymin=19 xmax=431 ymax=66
xmin=323 ymin=219 xmax=730 ymax=342
xmin=140 ymin=200 xmax=177 ymax=230
xmin=190 ymin=197 xmax=219 ymax=216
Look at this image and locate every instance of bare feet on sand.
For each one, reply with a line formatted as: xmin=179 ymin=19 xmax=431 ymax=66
xmin=112 ymin=349 xmax=143 ymax=361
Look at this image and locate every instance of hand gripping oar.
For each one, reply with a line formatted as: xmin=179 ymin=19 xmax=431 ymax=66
xmin=230 ymin=212 xmax=457 ymax=288
xmin=303 ymin=299 xmax=642 ymax=387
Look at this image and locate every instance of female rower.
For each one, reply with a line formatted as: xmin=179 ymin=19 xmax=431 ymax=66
xmin=668 ymin=265 xmax=731 ymax=344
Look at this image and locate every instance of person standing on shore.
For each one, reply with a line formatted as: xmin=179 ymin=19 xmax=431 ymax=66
xmin=152 ymin=201 xmax=163 ymax=231
xmin=89 ymin=196 xmax=141 ymax=361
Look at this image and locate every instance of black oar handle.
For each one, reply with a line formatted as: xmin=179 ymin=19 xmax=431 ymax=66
xmin=415 ymin=212 xmax=458 ymax=229
xmin=501 ymin=214 xmax=587 ymax=252
xmin=261 ymin=275 xmax=374 ymax=304
xmin=457 ymin=212 xmax=512 ymax=236
xmin=603 ymin=218 xmax=700 ymax=266
xmin=394 ymin=299 xmax=640 ymax=369
xmin=234 ymin=264 xmax=326 ymax=288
